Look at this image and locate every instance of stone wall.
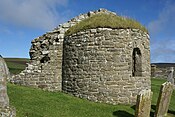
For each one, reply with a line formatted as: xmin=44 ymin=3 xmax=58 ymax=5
xmin=62 ymin=28 xmax=151 ymax=105
xmin=12 ymin=31 xmax=63 ymax=91
xmin=151 ymin=65 xmax=175 ymax=79
xmin=11 ymin=8 xmax=151 ymax=105
xmin=11 ymin=9 xmax=115 ymax=91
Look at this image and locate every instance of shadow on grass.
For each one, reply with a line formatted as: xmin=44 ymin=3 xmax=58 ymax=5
xmin=151 ymin=105 xmax=156 ymax=110
xmin=131 ymin=105 xmax=136 ymax=110
xmin=113 ymin=104 xmax=175 ymax=117
xmin=151 ymin=105 xmax=175 ymax=116
xmin=113 ymin=110 xmax=134 ymax=117
xmin=150 ymin=105 xmax=156 ymax=117
xmin=168 ymin=110 xmax=175 ymax=115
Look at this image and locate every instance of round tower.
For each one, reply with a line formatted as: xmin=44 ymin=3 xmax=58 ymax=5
xmin=62 ymin=12 xmax=151 ymax=105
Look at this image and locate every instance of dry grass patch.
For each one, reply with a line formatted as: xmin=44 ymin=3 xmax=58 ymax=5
xmin=65 ymin=13 xmax=148 ymax=36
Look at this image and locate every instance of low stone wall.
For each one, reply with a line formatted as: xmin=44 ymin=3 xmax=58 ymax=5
xmin=62 ymin=28 xmax=151 ymax=105
xmin=151 ymin=65 xmax=175 ymax=79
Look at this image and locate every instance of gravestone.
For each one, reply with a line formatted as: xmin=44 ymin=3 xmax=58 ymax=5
xmin=0 ymin=56 xmax=16 ymax=116
xmin=135 ymin=89 xmax=152 ymax=117
xmin=167 ymin=67 xmax=174 ymax=85
xmin=155 ymin=82 xmax=174 ymax=117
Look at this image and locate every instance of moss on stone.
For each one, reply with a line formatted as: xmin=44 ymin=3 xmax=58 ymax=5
xmin=65 ymin=13 xmax=148 ymax=36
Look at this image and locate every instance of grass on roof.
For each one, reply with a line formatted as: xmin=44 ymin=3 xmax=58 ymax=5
xmin=65 ymin=13 xmax=148 ymax=36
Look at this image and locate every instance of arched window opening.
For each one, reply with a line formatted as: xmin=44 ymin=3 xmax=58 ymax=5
xmin=132 ymin=48 xmax=142 ymax=76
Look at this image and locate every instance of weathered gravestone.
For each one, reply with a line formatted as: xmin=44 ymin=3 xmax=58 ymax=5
xmin=155 ymin=82 xmax=174 ymax=117
xmin=135 ymin=89 xmax=152 ymax=117
xmin=167 ymin=67 xmax=174 ymax=85
xmin=0 ymin=55 xmax=15 ymax=117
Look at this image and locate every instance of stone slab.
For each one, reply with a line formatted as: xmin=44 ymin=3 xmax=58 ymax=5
xmin=155 ymin=82 xmax=174 ymax=117
xmin=0 ymin=56 xmax=9 ymax=108
xmin=0 ymin=56 xmax=16 ymax=117
xmin=135 ymin=89 xmax=152 ymax=117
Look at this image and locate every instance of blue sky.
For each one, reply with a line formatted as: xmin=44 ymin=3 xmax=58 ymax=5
xmin=0 ymin=0 xmax=175 ymax=63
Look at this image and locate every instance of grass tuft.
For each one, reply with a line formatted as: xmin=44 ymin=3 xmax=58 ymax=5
xmin=65 ymin=13 xmax=148 ymax=36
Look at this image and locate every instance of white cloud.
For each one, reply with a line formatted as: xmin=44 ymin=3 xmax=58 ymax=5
xmin=148 ymin=1 xmax=175 ymax=35
xmin=151 ymin=39 xmax=175 ymax=63
xmin=0 ymin=0 xmax=68 ymax=30
xmin=148 ymin=1 xmax=175 ymax=63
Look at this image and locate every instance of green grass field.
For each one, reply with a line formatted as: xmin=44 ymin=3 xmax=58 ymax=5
xmin=7 ymin=79 xmax=175 ymax=117
xmin=4 ymin=58 xmax=29 ymax=74
xmin=5 ymin=58 xmax=175 ymax=117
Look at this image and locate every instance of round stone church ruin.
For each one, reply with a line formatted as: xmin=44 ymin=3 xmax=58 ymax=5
xmin=12 ymin=9 xmax=151 ymax=105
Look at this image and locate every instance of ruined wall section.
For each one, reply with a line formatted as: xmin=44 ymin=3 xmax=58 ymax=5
xmin=62 ymin=28 xmax=151 ymax=104
xmin=11 ymin=9 xmax=116 ymax=91
xmin=12 ymin=31 xmax=63 ymax=91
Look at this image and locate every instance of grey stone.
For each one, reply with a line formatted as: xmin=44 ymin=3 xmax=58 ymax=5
xmin=62 ymin=28 xmax=150 ymax=105
xmin=62 ymin=23 xmax=70 ymax=28
xmin=155 ymin=82 xmax=174 ymax=117
xmin=167 ymin=67 xmax=174 ymax=85
xmin=42 ymin=51 xmax=49 ymax=55
xmin=90 ymin=29 xmax=97 ymax=33
xmin=0 ymin=56 xmax=9 ymax=108
xmin=58 ymin=34 xmax=64 ymax=39
xmin=135 ymin=89 xmax=152 ymax=117
xmin=0 ymin=56 xmax=16 ymax=117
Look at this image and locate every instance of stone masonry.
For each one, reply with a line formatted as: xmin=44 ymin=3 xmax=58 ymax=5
xmin=151 ymin=64 xmax=175 ymax=80
xmin=12 ymin=9 xmax=151 ymax=105
xmin=12 ymin=9 xmax=117 ymax=91
xmin=63 ymin=28 xmax=151 ymax=104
